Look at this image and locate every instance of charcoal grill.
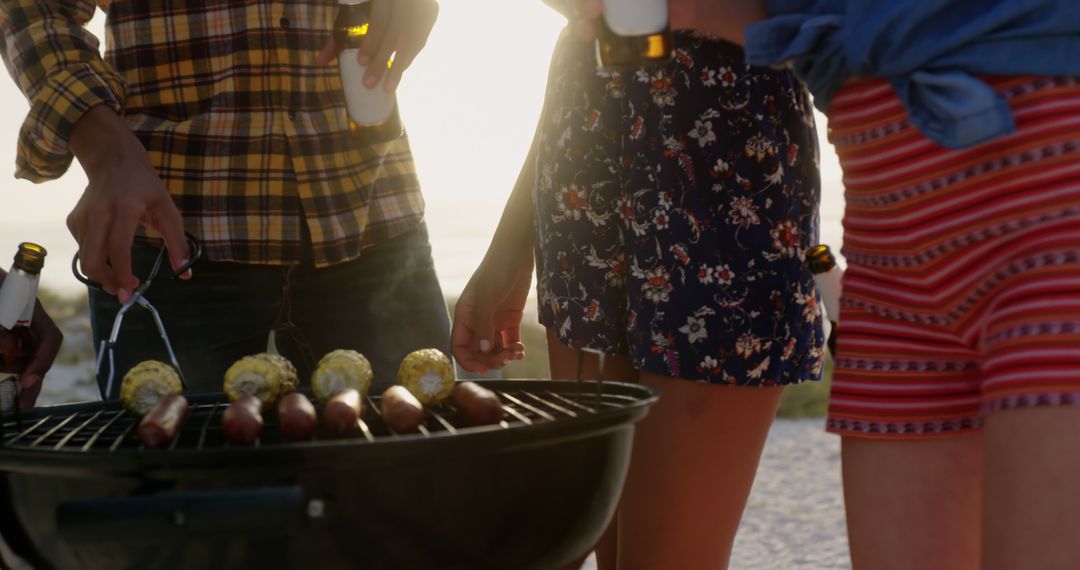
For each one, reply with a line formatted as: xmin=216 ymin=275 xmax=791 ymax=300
xmin=0 ymin=379 xmax=656 ymax=570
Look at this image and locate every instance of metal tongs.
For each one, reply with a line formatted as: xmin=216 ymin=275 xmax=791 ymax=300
xmin=575 ymin=348 xmax=606 ymax=412
xmin=72 ymin=235 xmax=201 ymax=399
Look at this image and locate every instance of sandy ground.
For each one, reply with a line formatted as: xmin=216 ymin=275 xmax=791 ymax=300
xmin=579 ymin=419 xmax=850 ymax=569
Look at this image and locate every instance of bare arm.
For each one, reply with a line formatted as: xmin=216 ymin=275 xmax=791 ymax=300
xmin=451 ymin=137 xmax=537 ymax=373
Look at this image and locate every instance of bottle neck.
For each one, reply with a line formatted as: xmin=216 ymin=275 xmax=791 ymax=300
xmin=806 ymin=245 xmax=837 ymax=274
xmin=336 ymin=1 xmax=372 ymax=50
xmin=12 ymin=242 xmax=46 ymax=276
xmin=808 ymin=259 xmax=837 ymax=274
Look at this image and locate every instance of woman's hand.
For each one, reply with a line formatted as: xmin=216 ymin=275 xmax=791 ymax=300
xmin=451 ymin=250 xmax=533 ymax=374
xmin=315 ymin=0 xmax=439 ymax=93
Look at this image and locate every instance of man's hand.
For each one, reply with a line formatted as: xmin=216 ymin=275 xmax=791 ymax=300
xmin=17 ymin=299 xmax=63 ymax=409
xmin=451 ymin=251 xmax=532 ymax=375
xmin=315 ymin=0 xmax=439 ymax=94
xmin=68 ymin=105 xmax=190 ymax=304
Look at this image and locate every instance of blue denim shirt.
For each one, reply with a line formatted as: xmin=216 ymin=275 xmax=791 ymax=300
xmin=744 ymin=0 xmax=1080 ymax=148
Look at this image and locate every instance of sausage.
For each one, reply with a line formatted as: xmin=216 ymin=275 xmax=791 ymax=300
xmin=138 ymin=394 xmax=191 ymax=448
xmin=450 ymin=382 xmax=505 ymax=426
xmin=277 ymin=392 xmax=316 ymax=441
xmin=322 ymin=388 xmax=362 ymax=435
xmin=222 ymin=395 xmax=264 ymax=444
xmin=380 ymin=385 xmax=424 ymax=433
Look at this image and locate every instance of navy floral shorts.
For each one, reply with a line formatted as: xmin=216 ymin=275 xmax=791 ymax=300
xmin=533 ymin=32 xmax=826 ymax=386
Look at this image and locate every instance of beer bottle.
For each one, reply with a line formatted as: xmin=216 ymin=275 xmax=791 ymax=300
xmin=335 ymin=0 xmax=403 ymax=144
xmin=0 ymin=242 xmax=46 ymax=412
xmin=807 ymin=245 xmax=842 ymax=357
xmin=595 ymin=0 xmax=673 ymax=69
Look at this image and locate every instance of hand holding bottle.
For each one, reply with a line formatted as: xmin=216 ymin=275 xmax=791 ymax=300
xmin=12 ymin=297 xmax=62 ymax=410
xmin=0 ymin=261 xmax=63 ymax=411
xmin=315 ymin=0 xmax=439 ymax=94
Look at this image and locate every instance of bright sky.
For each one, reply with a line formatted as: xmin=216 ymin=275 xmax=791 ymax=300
xmin=0 ymin=1 xmax=844 ymax=296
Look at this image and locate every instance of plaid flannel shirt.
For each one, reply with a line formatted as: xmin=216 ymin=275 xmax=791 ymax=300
xmin=0 ymin=0 xmax=425 ymax=266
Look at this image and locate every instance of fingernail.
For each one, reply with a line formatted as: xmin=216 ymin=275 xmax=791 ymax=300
xmin=179 ymin=259 xmax=192 ymax=280
xmin=364 ymin=75 xmax=379 ymax=89
xmin=502 ymin=359 xmax=512 ymax=366
xmin=118 ymin=288 xmax=130 ymax=303
xmin=479 ymin=339 xmax=492 ymax=353
xmin=357 ymin=54 xmax=371 ymax=66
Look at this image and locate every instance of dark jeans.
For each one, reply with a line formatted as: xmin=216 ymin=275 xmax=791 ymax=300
xmin=89 ymin=223 xmax=451 ymax=398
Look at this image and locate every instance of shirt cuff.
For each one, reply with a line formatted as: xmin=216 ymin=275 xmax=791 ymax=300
xmin=15 ymin=61 xmax=126 ymax=182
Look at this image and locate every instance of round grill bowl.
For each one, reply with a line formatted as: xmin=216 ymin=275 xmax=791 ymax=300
xmin=0 ymin=379 xmax=657 ymax=569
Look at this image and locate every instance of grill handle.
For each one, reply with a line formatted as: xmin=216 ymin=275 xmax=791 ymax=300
xmin=57 ymin=486 xmax=307 ymax=543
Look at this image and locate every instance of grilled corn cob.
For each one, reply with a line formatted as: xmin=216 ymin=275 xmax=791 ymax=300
xmin=120 ymin=360 xmax=183 ymax=415
xmin=311 ymin=349 xmax=373 ymax=402
xmin=397 ymin=348 xmax=455 ymax=406
xmin=223 ymin=352 xmax=299 ymax=407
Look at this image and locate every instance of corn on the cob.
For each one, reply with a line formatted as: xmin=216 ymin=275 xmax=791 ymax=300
xmin=311 ymin=349 xmax=373 ymax=402
xmin=120 ymin=360 xmax=183 ymax=416
xmin=397 ymin=348 xmax=455 ymax=406
xmin=254 ymin=353 xmax=299 ymax=394
xmin=223 ymin=352 xmax=298 ymax=407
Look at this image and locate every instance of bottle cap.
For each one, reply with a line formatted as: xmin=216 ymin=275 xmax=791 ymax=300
xmin=806 ymin=244 xmax=836 ymax=274
xmin=13 ymin=242 xmax=46 ymax=275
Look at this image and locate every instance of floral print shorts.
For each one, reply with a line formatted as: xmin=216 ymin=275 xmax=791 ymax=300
xmin=533 ymin=32 xmax=826 ymax=385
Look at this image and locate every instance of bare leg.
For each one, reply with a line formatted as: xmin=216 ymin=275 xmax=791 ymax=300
xmin=547 ymin=329 xmax=781 ymax=568
xmin=983 ymin=406 xmax=1080 ymax=570
xmin=841 ymin=435 xmax=982 ymax=570
xmin=547 ymin=329 xmax=639 ymax=570
xmin=615 ymin=372 xmax=781 ymax=569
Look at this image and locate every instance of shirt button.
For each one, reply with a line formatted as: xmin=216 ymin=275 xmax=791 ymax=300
xmin=279 ymin=17 xmax=290 ymax=29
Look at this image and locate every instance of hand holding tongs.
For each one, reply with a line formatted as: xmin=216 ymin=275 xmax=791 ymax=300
xmin=72 ymin=235 xmax=201 ymax=399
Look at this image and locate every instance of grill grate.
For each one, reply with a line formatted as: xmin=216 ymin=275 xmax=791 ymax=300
xmin=0 ymin=385 xmax=634 ymax=453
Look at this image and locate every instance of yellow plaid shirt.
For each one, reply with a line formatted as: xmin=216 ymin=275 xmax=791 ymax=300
xmin=1 ymin=0 xmax=425 ymax=266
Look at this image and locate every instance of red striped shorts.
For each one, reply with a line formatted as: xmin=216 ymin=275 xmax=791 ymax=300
xmin=825 ymin=76 xmax=1080 ymax=439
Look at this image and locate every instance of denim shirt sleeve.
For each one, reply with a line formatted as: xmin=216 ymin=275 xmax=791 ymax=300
xmin=744 ymin=1 xmax=848 ymax=118
xmin=745 ymin=0 xmax=1080 ymax=149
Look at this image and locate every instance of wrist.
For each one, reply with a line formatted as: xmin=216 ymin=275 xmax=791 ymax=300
xmin=482 ymin=237 xmax=533 ymax=274
xmin=488 ymin=226 xmax=534 ymax=262
xmin=69 ymin=105 xmax=141 ymax=175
